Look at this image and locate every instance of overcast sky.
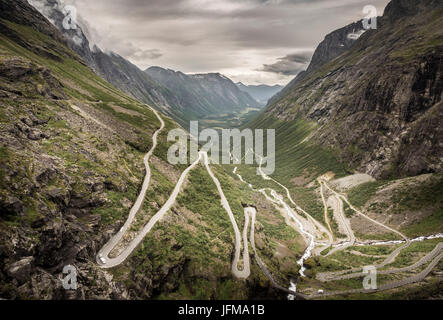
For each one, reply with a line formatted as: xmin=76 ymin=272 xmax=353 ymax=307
xmin=63 ymin=0 xmax=391 ymax=85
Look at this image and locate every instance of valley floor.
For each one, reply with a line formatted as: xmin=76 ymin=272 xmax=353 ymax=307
xmin=93 ymin=111 xmax=442 ymax=299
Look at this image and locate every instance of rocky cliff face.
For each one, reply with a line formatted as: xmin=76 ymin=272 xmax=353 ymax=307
xmin=146 ymin=67 xmax=261 ymax=118
xmin=262 ymin=0 xmax=443 ymax=179
xmin=268 ymin=20 xmax=365 ymax=107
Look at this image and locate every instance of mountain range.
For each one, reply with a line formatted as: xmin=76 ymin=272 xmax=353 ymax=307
xmin=145 ymin=66 xmax=261 ymax=119
xmin=236 ymin=82 xmax=283 ymax=106
xmin=0 ymin=0 xmax=442 ymax=301
xmin=26 ymin=0 xmax=264 ymax=128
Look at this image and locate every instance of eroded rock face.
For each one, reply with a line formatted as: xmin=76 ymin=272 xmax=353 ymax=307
xmin=6 ymin=257 xmax=34 ymax=285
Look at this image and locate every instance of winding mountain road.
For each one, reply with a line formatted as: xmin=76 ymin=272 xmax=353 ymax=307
xmin=246 ymin=207 xmax=306 ymax=299
xmin=97 ymin=106 xmax=165 ymax=267
xmin=95 ymin=112 xmax=440 ymax=298
xmin=232 ymin=163 xmax=442 ymax=299
xmin=203 ymin=153 xmax=250 ymax=279
xmin=316 ymin=179 xmax=412 ymax=281
xmin=256 ymin=154 xmax=333 ymax=247
xmin=96 ymin=118 xmax=251 ymax=278
xmin=309 ymin=250 xmax=443 ymax=298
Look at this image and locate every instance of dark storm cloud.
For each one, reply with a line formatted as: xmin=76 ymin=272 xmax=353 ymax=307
xmin=261 ymin=50 xmax=313 ymax=75
xmin=60 ymin=0 xmax=391 ymax=85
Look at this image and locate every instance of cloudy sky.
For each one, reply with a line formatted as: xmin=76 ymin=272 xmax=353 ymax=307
xmin=63 ymin=0 xmax=390 ymax=85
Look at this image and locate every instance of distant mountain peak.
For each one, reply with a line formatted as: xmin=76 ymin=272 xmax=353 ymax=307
xmin=236 ymin=83 xmax=283 ymax=106
xmin=145 ymin=67 xmax=262 ymax=119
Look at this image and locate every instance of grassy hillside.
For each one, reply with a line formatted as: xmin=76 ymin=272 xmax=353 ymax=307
xmin=0 ymin=3 xmax=308 ymax=299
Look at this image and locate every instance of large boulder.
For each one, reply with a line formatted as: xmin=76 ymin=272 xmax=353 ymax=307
xmin=6 ymin=256 xmax=34 ymax=285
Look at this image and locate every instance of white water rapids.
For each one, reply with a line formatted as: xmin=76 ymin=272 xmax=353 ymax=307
xmin=354 ymin=233 xmax=443 ymax=246
xmin=232 ymin=166 xmax=317 ymax=299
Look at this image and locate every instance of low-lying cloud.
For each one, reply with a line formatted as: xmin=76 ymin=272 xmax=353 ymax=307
xmin=261 ymin=51 xmax=314 ymax=76
xmin=37 ymin=0 xmax=391 ymax=85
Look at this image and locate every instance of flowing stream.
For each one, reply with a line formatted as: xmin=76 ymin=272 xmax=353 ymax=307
xmin=355 ymin=233 xmax=443 ymax=246
xmin=232 ymin=166 xmax=317 ymax=299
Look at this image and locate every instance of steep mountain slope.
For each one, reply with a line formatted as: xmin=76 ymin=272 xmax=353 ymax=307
xmin=146 ymin=66 xmax=261 ymax=119
xmin=250 ymin=0 xmax=443 ymax=180
xmin=28 ymin=0 xmax=262 ymax=129
xmin=0 ymin=0 xmax=306 ymax=300
xmin=267 ymin=20 xmax=365 ymax=107
xmin=236 ymin=82 xmax=283 ymax=106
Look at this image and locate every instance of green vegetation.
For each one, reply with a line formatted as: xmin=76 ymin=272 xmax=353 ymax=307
xmin=316 ymin=250 xmax=385 ymax=273
xmin=396 ymin=176 xmax=443 ymax=237
xmin=0 ymin=146 xmax=9 ymax=162
xmin=350 ymin=245 xmax=399 ymax=256
xmin=245 ymin=116 xmax=349 ymax=182
xmin=347 ymin=175 xmax=443 ymax=238
xmin=198 ymin=108 xmax=262 ymax=130
xmin=387 ymin=238 xmax=442 ymax=269
xmin=347 ymin=180 xmax=389 ymax=209
xmin=343 ymin=202 xmax=355 ymax=218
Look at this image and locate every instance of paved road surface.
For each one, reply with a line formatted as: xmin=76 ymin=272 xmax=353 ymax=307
xmin=326 ymin=195 xmax=356 ymax=256
xmin=98 ymin=148 xmax=251 ymax=279
xmin=309 ymin=250 xmax=443 ymax=298
xmin=203 ymin=153 xmax=250 ymax=279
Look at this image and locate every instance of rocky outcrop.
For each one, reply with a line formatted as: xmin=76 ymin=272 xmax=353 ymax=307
xmin=0 ymin=0 xmax=286 ymax=301
xmin=6 ymin=257 xmax=34 ymax=285
xmin=27 ymin=0 xmax=260 ymax=128
xmin=0 ymin=57 xmax=66 ymax=100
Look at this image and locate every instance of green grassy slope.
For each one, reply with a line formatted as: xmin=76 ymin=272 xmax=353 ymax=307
xmin=0 ymin=7 xmax=308 ymax=299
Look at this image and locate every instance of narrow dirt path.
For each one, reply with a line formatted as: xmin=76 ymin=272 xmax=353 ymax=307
xmin=246 ymin=207 xmax=306 ymax=299
xmin=309 ymin=248 xmax=443 ymax=298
